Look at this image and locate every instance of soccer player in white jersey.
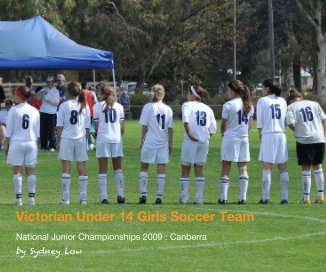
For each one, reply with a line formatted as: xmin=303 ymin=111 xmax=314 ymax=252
xmin=287 ymin=88 xmax=326 ymax=204
xmin=218 ymin=80 xmax=254 ymax=204
xmin=93 ymin=84 xmax=126 ymax=204
xmin=138 ymin=84 xmax=173 ymax=204
xmin=257 ymin=79 xmax=289 ymax=204
xmin=4 ymin=86 xmax=40 ymax=205
xmin=56 ymin=81 xmax=90 ymax=205
xmin=180 ymin=85 xmax=217 ymax=204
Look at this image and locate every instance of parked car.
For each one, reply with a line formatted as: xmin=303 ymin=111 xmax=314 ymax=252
xmin=120 ymin=81 xmax=153 ymax=96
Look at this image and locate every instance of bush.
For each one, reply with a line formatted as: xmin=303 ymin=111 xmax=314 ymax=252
xmin=130 ymin=94 xmax=151 ymax=119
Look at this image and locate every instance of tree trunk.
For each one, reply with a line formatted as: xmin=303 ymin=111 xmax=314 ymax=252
xmin=170 ymin=65 xmax=178 ymax=98
xmin=317 ymin=36 xmax=326 ymax=102
xmin=293 ymin=55 xmax=301 ymax=91
xmin=136 ymin=65 xmax=146 ymax=94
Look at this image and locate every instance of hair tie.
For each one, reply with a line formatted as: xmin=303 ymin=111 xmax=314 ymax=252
xmin=191 ymin=85 xmax=201 ymax=100
xmin=16 ymin=88 xmax=27 ymax=101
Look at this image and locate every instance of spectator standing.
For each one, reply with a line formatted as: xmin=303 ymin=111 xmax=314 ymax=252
xmin=37 ymin=76 xmax=60 ymax=151
xmin=56 ymin=74 xmax=67 ymax=103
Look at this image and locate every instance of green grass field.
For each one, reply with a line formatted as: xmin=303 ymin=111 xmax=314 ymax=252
xmin=0 ymin=120 xmax=325 ymax=271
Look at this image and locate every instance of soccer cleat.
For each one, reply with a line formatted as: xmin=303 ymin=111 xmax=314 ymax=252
xmin=80 ymin=200 xmax=87 ymax=205
xmin=28 ymin=197 xmax=35 ymax=205
xmin=315 ymin=196 xmax=325 ymax=204
xmin=179 ymin=198 xmax=187 ymax=204
xmin=117 ymin=196 xmax=125 ymax=204
xmin=298 ymin=199 xmax=311 ymax=205
xmin=15 ymin=198 xmax=22 ymax=206
xmin=238 ymin=199 xmax=247 ymax=205
xmin=280 ymin=199 xmax=288 ymax=204
xmin=258 ymin=199 xmax=270 ymax=204
xmin=218 ymin=199 xmax=227 ymax=204
xmin=49 ymin=148 xmax=55 ymax=152
xmin=101 ymin=199 xmax=109 ymax=204
xmin=155 ymin=198 xmax=162 ymax=205
xmin=193 ymin=199 xmax=203 ymax=205
xmin=139 ymin=195 xmax=147 ymax=204
xmin=58 ymin=199 xmax=70 ymax=205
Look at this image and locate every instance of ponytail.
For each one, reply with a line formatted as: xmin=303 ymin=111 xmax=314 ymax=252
xmin=67 ymin=81 xmax=86 ymax=114
xmin=228 ymin=80 xmax=252 ymax=115
xmin=78 ymin=90 xmax=87 ymax=114
xmin=100 ymin=84 xmax=116 ymax=110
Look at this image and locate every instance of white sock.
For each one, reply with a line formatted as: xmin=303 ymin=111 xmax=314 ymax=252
xmin=220 ymin=176 xmax=229 ymax=201
xmin=62 ymin=173 xmax=71 ymax=201
xmin=79 ymin=176 xmax=88 ymax=202
xmin=115 ymin=169 xmax=125 ymax=197
xmin=156 ymin=174 xmax=166 ymax=199
xmin=280 ymin=170 xmax=289 ymax=200
xmin=139 ymin=171 xmax=148 ymax=197
xmin=98 ymin=174 xmax=107 ymax=201
xmin=239 ymin=175 xmax=249 ymax=201
xmin=314 ymin=169 xmax=324 ymax=197
xmin=262 ymin=169 xmax=271 ymax=200
xmin=180 ymin=177 xmax=190 ymax=203
xmin=27 ymin=174 xmax=36 ymax=195
xmin=302 ymin=171 xmax=311 ymax=201
xmin=14 ymin=174 xmax=23 ymax=197
xmin=195 ymin=177 xmax=205 ymax=203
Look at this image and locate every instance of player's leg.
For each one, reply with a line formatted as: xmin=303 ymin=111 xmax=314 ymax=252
xmin=300 ymin=164 xmax=312 ymax=204
xmin=313 ymin=164 xmax=324 ymax=203
xmin=219 ymin=161 xmax=231 ymax=204
xmin=278 ymin=163 xmax=289 ymax=204
xmin=180 ymin=164 xmax=191 ymax=204
xmin=238 ymin=162 xmax=248 ymax=204
xmin=112 ymin=156 xmax=125 ymax=204
xmin=60 ymin=160 xmax=71 ymax=204
xmin=26 ymin=167 xmax=36 ymax=205
xmin=0 ymin=124 xmax=5 ymax=149
xmin=155 ymin=164 xmax=166 ymax=204
xmin=77 ymin=161 xmax=88 ymax=204
xmin=13 ymin=166 xmax=23 ymax=205
xmin=98 ymin=157 xmax=108 ymax=203
xmin=194 ymin=164 xmax=205 ymax=204
xmin=260 ymin=162 xmax=273 ymax=204
xmin=139 ymin=162 xmax=149 ymax=204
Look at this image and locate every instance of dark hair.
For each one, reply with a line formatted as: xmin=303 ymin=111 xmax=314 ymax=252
xmin=5 ymin=99 xmax=13 ymax=106
xmin=262 ymin=79 xmax=282 ymax=96
xmin=81 ymin=82 xmax=88 ymax=90
xmin=191 ymin=85 xmax=209 ymax=100
xmin=228 ymin=80 xmax=253 ymax=115
xmin=287 ymin=87 xmax=303 ymax=105
xmin=67 ymin=81 xmax=86 ymax=114
xmin=17 ymin=85 xmax=32 ymax=100
xmin=100 ymin=84 xmax=116 ymax=110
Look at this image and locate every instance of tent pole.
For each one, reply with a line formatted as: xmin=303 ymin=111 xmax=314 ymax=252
xmin=92 ymin=69 xmax=96 ymax=90
xmin=112 ymin=68 xmax=117 ymax=99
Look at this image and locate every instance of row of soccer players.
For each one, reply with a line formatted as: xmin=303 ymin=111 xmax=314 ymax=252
xmin=3 ymin=80 xmax=325 ymax=205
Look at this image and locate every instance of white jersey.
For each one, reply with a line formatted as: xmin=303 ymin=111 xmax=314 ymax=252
xmin=39 ymin=87 xmax=60 ymax=114
xmin=5 ymin=103 xmax=40 ymax=141
xmin=222 ymin=98 xmax=254 ymax=137
xmin=56 ymin=98 xmax=90 ymax=139
xmin=287 ymin=100 xmax=326 ymax=144
xmin=140 ymin=102 xmax=173 ymax=149
xmin=256 ymin=95 xmax=287 ymax=134
xmin=182 ymin=101 xmax=216 ymax=142
xmin=93 ymin=101 xmax=124 ymax=144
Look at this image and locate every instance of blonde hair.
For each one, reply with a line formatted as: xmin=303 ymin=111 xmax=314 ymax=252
xmin=152 ymin=84 xmax=165 ymax=102
xmin=100 ymin=84 xmax=116 ymax=110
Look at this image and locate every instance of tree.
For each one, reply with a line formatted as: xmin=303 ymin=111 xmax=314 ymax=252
xmin=296 ymin=0 xmax=326 ymax=101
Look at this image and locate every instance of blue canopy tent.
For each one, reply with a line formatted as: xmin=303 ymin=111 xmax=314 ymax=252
xmin=0 ymin=15 xmax=115 ymax=86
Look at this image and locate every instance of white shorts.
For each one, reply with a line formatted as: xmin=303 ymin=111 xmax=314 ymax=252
xmin=59 ymin=138 xmax=88 ymax=162
xmin=181 ymin=139 xmax=209 ymax=166
xmin=141 ymin=145 xmax=169 ymax=164
xmin=7 ymin=141 xmax=38 ymax=167
xmin=96 ymin=142 xmax=124 ymax=158
xmin=259 ymin=133 xmax=288 ymax=164
xmin=221 ymin=136 xmax=250 ymax=162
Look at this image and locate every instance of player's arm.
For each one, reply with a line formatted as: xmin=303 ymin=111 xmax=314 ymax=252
xmin=286 ymin=107 xmax=295 ymax=131
xmin=168 ymin=128 xmax=173 ymax=154
xmin=258 ymin=128 xmax=262 ymax=141
xmin=248 ymin=117 xmax=253 ymax=130
xmin=140 ymin=125 xmax=148 ymax=148
xmin=220 ymin=118 xmax=227 ymax=137
xmin=120 ymin=120 xmax=125 ymax=137
xmin=3 ymin=137 xmax=10 ymax=156
xmin=322 ymin=120 xmax=326 ymax=143
xmin=56 ymin=127 xmax=63 ymax=151
xmin=184 ymin=122 xmax=198 ymax=141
